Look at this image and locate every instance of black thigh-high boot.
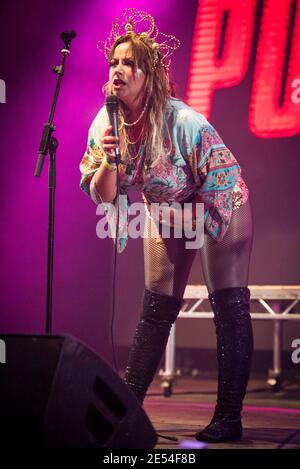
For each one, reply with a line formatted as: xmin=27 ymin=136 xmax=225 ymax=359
xmin=195 ymin=287 xmax=253 ymax=442
xmin=124 ymin=288 xmax=183 ymax=403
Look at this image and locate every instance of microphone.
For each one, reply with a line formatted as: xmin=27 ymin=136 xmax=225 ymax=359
xmin=60 ymin=30 xmax=76 ymax=45
xmin=105 ymin=95 xmax=123 ymax=164
xmin=60 ymin=30 xmax=77 ymax=52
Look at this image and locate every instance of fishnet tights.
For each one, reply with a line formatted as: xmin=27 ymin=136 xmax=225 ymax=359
xmin=143 ymin=199 xmax=253 ymax=297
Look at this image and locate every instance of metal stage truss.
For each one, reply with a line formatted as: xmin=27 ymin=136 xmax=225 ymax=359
xmin=160 ymin=285 xmax=300 ymax=396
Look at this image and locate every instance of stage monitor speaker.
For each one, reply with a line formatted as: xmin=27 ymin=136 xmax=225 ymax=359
xmin=0 ymin=334 xmax=157 ymax=449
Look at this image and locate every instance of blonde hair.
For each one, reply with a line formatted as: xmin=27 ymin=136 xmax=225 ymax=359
xmin=107 ymin=33 xmax=175 ymax=166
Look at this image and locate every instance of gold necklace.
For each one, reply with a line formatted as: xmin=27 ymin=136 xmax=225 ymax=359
xmin=128 ymin=136 xmax=145 ymax=160
xmin=121 ymin=100 xmax=148 ymax=127
xmin=126 ymin=119 xmax=146 ymax=145
xmin=125 ymin=135 xmax=146 ymax=174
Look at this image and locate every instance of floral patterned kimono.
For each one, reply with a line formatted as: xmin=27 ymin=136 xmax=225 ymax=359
xmin=80 ymin=98 xmax=249 ymax=252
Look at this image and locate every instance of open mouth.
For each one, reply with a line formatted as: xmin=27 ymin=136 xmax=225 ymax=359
xmin=113 ymin=79 xmax=125 ymax=87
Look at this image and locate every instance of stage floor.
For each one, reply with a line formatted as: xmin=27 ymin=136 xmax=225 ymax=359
xmin=143 ymin=375 xmax=300 ymax=449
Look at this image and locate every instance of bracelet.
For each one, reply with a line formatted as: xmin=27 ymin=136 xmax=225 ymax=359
xmin=106 ymin=153 xmax=117 ymax=165
xmin=103 ymin=156 xmax=117 ymax=171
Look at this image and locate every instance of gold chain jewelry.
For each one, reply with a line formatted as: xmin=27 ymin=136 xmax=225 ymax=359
xmin=126 ymin=119 xmax=146 ymax=145
xmin=127 ymin=133 xmax=147 ymax=161
xmin=120 ymin=100 xmax=148 ymax=128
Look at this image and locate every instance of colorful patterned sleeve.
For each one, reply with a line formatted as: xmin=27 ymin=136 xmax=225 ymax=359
xmin=79 ymin=108 xmax=129 ymax=253
xmin=187 ymin=123 xmax=241 ymax=241
xmin=79 ymin=110 xmax=107 ymax=204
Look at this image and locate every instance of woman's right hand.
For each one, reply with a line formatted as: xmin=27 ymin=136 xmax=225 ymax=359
xmin=101 ymin=125 xmax=119 ymax=162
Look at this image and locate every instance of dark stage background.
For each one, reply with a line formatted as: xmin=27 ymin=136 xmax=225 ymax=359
xmin=0 ymin=0 xmax=299 ymax=366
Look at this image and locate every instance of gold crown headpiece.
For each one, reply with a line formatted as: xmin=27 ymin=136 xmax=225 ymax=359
xmin=97 ymin=8 xmax=180 ymax=70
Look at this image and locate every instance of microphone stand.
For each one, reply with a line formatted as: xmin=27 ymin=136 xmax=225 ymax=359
xmin=34 ymin=30 xmax=76 ymax=334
